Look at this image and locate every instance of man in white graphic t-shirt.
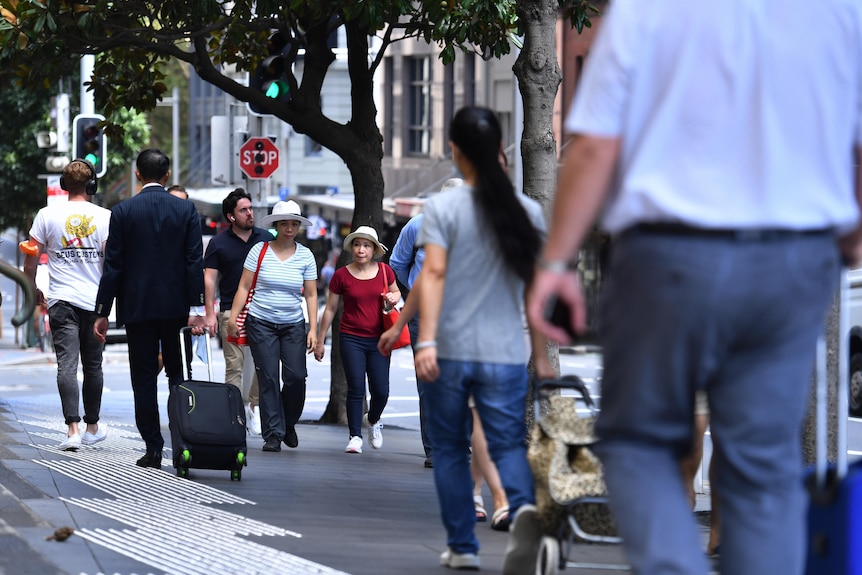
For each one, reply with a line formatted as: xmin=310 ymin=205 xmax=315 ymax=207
xmin=24 ymin=159 xmax=111 ymax=451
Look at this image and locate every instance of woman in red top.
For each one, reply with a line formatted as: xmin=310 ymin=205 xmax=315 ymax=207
xmin=314 ymin=226 xmax=400 ymax=453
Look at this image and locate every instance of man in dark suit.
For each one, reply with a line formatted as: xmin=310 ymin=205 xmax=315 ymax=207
xmin=94 ymin=149 xmax=206 ymax=468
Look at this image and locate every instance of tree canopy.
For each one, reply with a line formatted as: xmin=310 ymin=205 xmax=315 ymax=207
xmin=0 ymin=0 xmax=527 ymax=230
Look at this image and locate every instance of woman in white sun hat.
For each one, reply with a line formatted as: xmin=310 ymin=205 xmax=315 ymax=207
xmin=228 ymin=200 xmax=318 ymax=453
xmin=314 ymin=225 xmax=401 ymax=454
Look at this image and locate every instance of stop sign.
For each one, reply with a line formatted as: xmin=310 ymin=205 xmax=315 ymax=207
xmin=239 ymin=137 xmax=279 ymax=179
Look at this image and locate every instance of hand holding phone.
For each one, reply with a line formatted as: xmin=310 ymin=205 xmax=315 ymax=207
xmin=544 ymin=294 xmax=579 ymax=342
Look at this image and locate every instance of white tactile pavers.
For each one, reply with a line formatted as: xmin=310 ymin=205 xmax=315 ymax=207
xmin=6 ymin=399 xmax=349 ymax=575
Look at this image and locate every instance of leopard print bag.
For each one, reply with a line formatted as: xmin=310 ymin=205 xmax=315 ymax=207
xmin=528 ymin=377 xmax=618 ymax=539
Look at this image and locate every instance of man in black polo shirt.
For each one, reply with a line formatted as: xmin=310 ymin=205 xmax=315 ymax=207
xmin=204 ymin=188 xmax=272 ymax=434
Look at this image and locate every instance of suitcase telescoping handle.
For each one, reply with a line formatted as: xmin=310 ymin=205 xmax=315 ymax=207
xmin=179 ymin=326 xmax=214 ymax=383
xmin=814 ymin=269 xmax=850 ymax=489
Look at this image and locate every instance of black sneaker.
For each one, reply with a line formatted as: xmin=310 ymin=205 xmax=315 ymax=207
xmin=284 ymin=426 xmax=298 ymax=448
xmin=262 ymin=437 xmax=281 ymax=452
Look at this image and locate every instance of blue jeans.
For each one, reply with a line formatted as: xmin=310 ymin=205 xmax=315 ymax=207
xmin=48 ymin=301 xmax=105 ymax=425
xmin=595 ymin=229 xmax=839 ymax=575
xmin=339 ymin=333 xmax=390 ymax=437
xmin=247 ymin=315 xmax=307 ymax=442
xmin=424 ymin=359 xmax=535 ymax=555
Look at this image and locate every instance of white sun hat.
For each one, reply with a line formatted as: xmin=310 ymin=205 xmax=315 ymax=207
xmin=260 ymin=200 xmax=313 ymax=228
xmin=343 ymin=225 xmax=387 ymax=258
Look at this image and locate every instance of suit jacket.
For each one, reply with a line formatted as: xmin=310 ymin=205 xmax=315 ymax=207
xmin=95 ymin=185 xmax=205 ymax=325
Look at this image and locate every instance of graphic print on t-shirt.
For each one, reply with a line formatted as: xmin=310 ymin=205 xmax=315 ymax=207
xmin=55 ymin=213 xmax=103 ymax=264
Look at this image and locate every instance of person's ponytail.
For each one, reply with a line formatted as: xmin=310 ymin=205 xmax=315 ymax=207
xmin=449 ymin=107 xmax=541 ymax=285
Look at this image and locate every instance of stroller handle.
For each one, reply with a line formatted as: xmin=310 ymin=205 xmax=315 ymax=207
xmin=535 ymin=375 xmax=596 ymax=408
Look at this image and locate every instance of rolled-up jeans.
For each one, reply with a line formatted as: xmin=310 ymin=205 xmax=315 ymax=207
xmin=48 ymin=301 xmax=105 ymax=425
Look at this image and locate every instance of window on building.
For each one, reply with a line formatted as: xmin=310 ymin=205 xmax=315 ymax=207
xmin=305 ymin=136 xmax=323 ymax=157
xmin=407 ymin=57 xmax=432 ymax=156
xmin=297 ymin=185 xmax=328 ymax=195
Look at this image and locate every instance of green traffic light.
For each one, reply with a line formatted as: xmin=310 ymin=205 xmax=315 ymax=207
xmin=264 ymin=80 xmax=289 ymax=100
xmin=84 ymin=153 xmax=100 ymax=167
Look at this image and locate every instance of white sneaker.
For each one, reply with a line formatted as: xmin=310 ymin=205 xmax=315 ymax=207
xmin=247 ymin=404 xmax=262 ymax=436
xmin=363 ymin=414 xmax=383 ymax=449
xmin=59 ymin=434 xmax=81 ymax=451
xmin=81 ymin=425 xmax=107 ymax=446
xmin=345 ymin=436 xmax=363 ymax=454
xmin=440 ymin=548 xmax=481 ymax=570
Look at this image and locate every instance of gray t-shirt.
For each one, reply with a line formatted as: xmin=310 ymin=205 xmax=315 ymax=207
xmin=418 ymin=184 xmax=546 ymax=364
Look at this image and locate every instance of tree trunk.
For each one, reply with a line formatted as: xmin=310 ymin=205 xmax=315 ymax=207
xmin=317 ymin=21 xmax=385 ymax=424
xmin=514 ymin=0 xmax=564 ymax=428
xmin=514 ymin=0 xmax=562 ymax=223
xmin=802 ymin=291 xmax=841 ymax=466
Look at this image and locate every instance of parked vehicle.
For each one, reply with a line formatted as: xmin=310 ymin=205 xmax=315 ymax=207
xmin=847 ymin=268 xmax=862 ymax=416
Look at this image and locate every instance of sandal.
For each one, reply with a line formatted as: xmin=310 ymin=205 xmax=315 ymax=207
xmin=491 ymin=505 xmax=510 ymax=531
xmin=474 ymin=495 xmax=487 ymax=522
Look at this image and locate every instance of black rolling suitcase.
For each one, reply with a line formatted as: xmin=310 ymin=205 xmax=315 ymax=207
xmin=168 ymin=326 xmax=248 ymax=480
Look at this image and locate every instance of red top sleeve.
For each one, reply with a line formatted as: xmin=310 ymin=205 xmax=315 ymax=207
xmin=329 ymin=263 xmax=395 ymax=338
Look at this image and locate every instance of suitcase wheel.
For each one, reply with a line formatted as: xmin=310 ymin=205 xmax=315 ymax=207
xmin=231 ymin=468 xmax=242 ymax=481
xmin=180 ymin=449 xmax=191 ymax=464
xmin=177 ymin=466 xmax=189 ymax=479
xmin=236 ymin=452 xmax=246 ymax=467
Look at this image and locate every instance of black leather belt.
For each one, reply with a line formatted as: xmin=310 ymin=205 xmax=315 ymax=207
xmin=629 ymin=223 xmax=832 ymax=241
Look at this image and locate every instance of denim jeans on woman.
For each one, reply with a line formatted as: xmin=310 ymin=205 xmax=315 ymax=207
xmin=246 ymin=315 xmax=307 ymax=442
xmin=423 ymin=359 xmax=535 ymax=555
xmin=48 ymin=301 xmax=105 ymax=425
xmin=339 ymin=332 xmax=390 ymax=437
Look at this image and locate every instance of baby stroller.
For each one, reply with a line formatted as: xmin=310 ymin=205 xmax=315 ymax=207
xmin=528 ymin=376 xmax=622 ymax=574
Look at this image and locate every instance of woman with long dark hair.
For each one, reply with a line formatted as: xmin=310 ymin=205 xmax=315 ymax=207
xmin=383 ymin=106 xmax=554 ymax=572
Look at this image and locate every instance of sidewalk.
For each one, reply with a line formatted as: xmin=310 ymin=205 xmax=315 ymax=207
xmin=0 ymin=338 xmax=713 ymax=574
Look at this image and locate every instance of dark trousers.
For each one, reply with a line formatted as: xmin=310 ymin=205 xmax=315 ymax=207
xmin=126 ymin=317 xmax=187 ymax=453
xmin=408 ymin=316 xmax=432 ymax=458
xmin=247 ymin=315 xmax=308 ymax=442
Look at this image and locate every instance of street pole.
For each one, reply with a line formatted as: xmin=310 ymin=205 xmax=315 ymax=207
xmin=156 ymin=86 xmax=181 ymax=184
xmin=248 ymin=114 xmax=268 ymax=224
xmin=80 ymin=56 xmax=95 ymax=116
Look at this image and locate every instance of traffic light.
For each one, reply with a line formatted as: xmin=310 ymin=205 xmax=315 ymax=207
xmin=72 ymin=114 xmax=107 ymax=177
xmin=248 ymin=33 xmax=292 ymax=115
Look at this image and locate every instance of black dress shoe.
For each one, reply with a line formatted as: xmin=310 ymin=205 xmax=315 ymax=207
xmin=262 ymin=437 xmax=281 ymax=452
xmin=284 ymin=426 xmax=298 ymax=448
xmin=136 ymin=452 xmax=162 ymax=468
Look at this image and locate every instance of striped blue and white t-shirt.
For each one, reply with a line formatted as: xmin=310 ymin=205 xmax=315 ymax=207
xmin=243 ymin=241 xmax=317 ymax=324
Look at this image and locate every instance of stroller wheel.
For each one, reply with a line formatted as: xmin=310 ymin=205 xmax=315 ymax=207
xmin=537 ymin=536 xmax=560 ymax=575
